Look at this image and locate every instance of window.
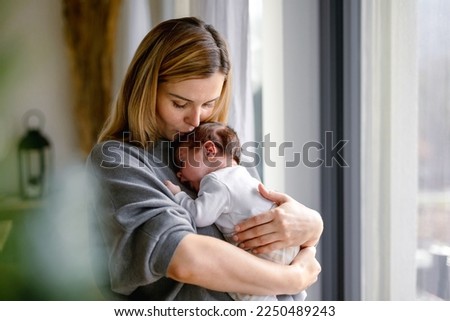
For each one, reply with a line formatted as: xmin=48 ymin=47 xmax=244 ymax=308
xmin=416 ymin=0 xmax=450 ymax=301
xmin=361 ymin=0 xmax=450 ymax=300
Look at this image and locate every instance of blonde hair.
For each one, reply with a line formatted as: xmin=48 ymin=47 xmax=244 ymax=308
xmin=98 ymin=17 xmax=232 ymax=147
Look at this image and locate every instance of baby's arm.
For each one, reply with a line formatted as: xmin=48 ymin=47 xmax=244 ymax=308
xmin=165 ymin=176 xmax=229 ymax=228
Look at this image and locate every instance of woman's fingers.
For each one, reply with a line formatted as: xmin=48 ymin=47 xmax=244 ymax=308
xmin=291 ymin=247 xmax=321 ymax=289
xmin=234 ymin=211 xmax=273 ymax=233
xmin=257 ymin=183 xmax=291 ymax=205
xmin=233 ymin=209 xmax=290 ymax=254
xmin=234 ymin=183 xmax=323 ymax=254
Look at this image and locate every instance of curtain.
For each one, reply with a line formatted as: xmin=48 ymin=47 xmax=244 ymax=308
xmin=113 ymin=0 xmax=151 ymax=94
xmin=361 ymin=0 xmax=418 ymax=300
xmin=62 ymin=0 xmax=122 ymax=156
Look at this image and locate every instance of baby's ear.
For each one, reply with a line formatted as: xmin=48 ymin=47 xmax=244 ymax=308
xmin=203 ymin=141 xmax=217 ymax=157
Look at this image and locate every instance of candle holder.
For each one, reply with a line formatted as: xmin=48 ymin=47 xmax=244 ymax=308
xmin=17 ymin=109 xmax=51 ymax=199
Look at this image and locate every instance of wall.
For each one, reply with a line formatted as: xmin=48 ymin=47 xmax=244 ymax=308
xmin=283 ymin=0 xmax=322 ymax=299
xmin=283 ymin=1 xmax=321 ymax=212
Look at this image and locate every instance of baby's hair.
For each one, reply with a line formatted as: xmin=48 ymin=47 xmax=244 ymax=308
xmin=173 ymin=122 xmax=241 ymax=166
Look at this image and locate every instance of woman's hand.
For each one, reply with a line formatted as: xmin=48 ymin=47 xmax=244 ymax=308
xmin=290 ymin=246 xmax=321 ymax=290
xmin=233 ymin=184 xmax=323 ymax=254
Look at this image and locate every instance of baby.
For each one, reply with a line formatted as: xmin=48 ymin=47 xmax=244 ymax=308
xmin=165 ymin=122 xmax=306 ymax=301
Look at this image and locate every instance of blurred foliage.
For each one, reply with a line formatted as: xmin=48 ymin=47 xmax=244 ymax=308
xmin=0 ymin=0 xmax=23 ymax=97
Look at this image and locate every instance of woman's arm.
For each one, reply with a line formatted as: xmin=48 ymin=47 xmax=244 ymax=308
xmin=233 ymin=184 xmax=323 ymax=254
xmin=167 ymin=233 xmax=320 ymax=295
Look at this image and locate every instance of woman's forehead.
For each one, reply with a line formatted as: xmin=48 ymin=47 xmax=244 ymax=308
xmin=161 ymin=73 xmax=225 ymax=102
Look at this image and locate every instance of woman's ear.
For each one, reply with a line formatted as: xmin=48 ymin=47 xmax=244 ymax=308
xmin=203 ymin=141 xmax=217 ymax=157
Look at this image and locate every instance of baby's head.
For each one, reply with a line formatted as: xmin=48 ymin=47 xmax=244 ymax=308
xmin=173 ymin=122 xmax=241 ymax=191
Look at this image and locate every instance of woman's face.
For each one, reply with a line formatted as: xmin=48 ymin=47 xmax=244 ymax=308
xmin=156 ymin=72 xmax=226 ymax=140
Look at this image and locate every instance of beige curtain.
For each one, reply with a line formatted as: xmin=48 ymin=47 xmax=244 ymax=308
xmin=361 ymin=0 xmax=418 ymax=300
xmin=62 ymin=0 xmax=122 ymax=156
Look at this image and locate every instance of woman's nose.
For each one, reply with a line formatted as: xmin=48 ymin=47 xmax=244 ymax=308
xmin=185 ymin=107 xmax=201 ymax=127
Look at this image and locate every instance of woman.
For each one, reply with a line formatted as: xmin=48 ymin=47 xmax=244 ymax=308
xmin=87 ymin=16 xmax=323 ymax=300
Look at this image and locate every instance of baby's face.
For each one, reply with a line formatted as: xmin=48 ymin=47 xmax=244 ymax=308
xmin=176 ymin=147 xmax=209 ymax=192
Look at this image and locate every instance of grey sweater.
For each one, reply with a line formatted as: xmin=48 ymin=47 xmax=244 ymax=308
xmin=87 ymin=140 xmax=231 ymax=300
xmin=86 ymin=140 xmax=298 ymax=301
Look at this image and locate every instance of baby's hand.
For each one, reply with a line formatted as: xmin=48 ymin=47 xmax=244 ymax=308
xmin=164 ymin=180 xmax=182 ymax=195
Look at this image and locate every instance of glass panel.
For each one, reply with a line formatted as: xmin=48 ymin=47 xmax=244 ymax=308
xmin=417 ymin=0 xmax=450 ymax=300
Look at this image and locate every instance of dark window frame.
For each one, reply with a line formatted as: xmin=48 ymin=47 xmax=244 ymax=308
xmin=319 ymin=0 xmax=361 ymax=301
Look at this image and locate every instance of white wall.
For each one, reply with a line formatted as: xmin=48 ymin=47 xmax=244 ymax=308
xmin=0 ymin=0 xmax=80 ymax=197
xmin=283 ymin=1 xmax=321 ymax=211
xmin=282 ymin=0 xmax=322 ymax=300
xmin=261 ymin=0 xmax=321 ymax=207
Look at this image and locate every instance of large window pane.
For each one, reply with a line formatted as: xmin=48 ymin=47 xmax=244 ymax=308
xmin=417 ymin=0 xmax=450 ymax=301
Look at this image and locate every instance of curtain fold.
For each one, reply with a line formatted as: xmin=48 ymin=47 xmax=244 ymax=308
xmin=62 ymin=0 xmax=122 ymax=156
xmin=114 ymin=0 xmax=151 ymax=95
xmin=361 ymin=0 xmax=418 ymax=300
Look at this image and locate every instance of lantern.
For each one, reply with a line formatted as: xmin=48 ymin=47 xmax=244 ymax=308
xmin=18 ymin=110 xmax=51 ymax=199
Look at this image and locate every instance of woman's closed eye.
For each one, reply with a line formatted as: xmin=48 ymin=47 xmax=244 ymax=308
xmin=173 ymin=101 xmax=188 ymax=109
xmin=202 ymin=102 xmax=215 ymax=109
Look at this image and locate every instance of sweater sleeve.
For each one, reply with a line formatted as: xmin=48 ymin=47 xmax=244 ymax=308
xmin=173 ymin=174 xmax=231 ymax=227
xmin=86 ymin=141 xmax=195 ymax=296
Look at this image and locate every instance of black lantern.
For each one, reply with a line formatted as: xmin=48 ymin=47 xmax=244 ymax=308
xmin=18 ymin=109 xmax=51 ymax=199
